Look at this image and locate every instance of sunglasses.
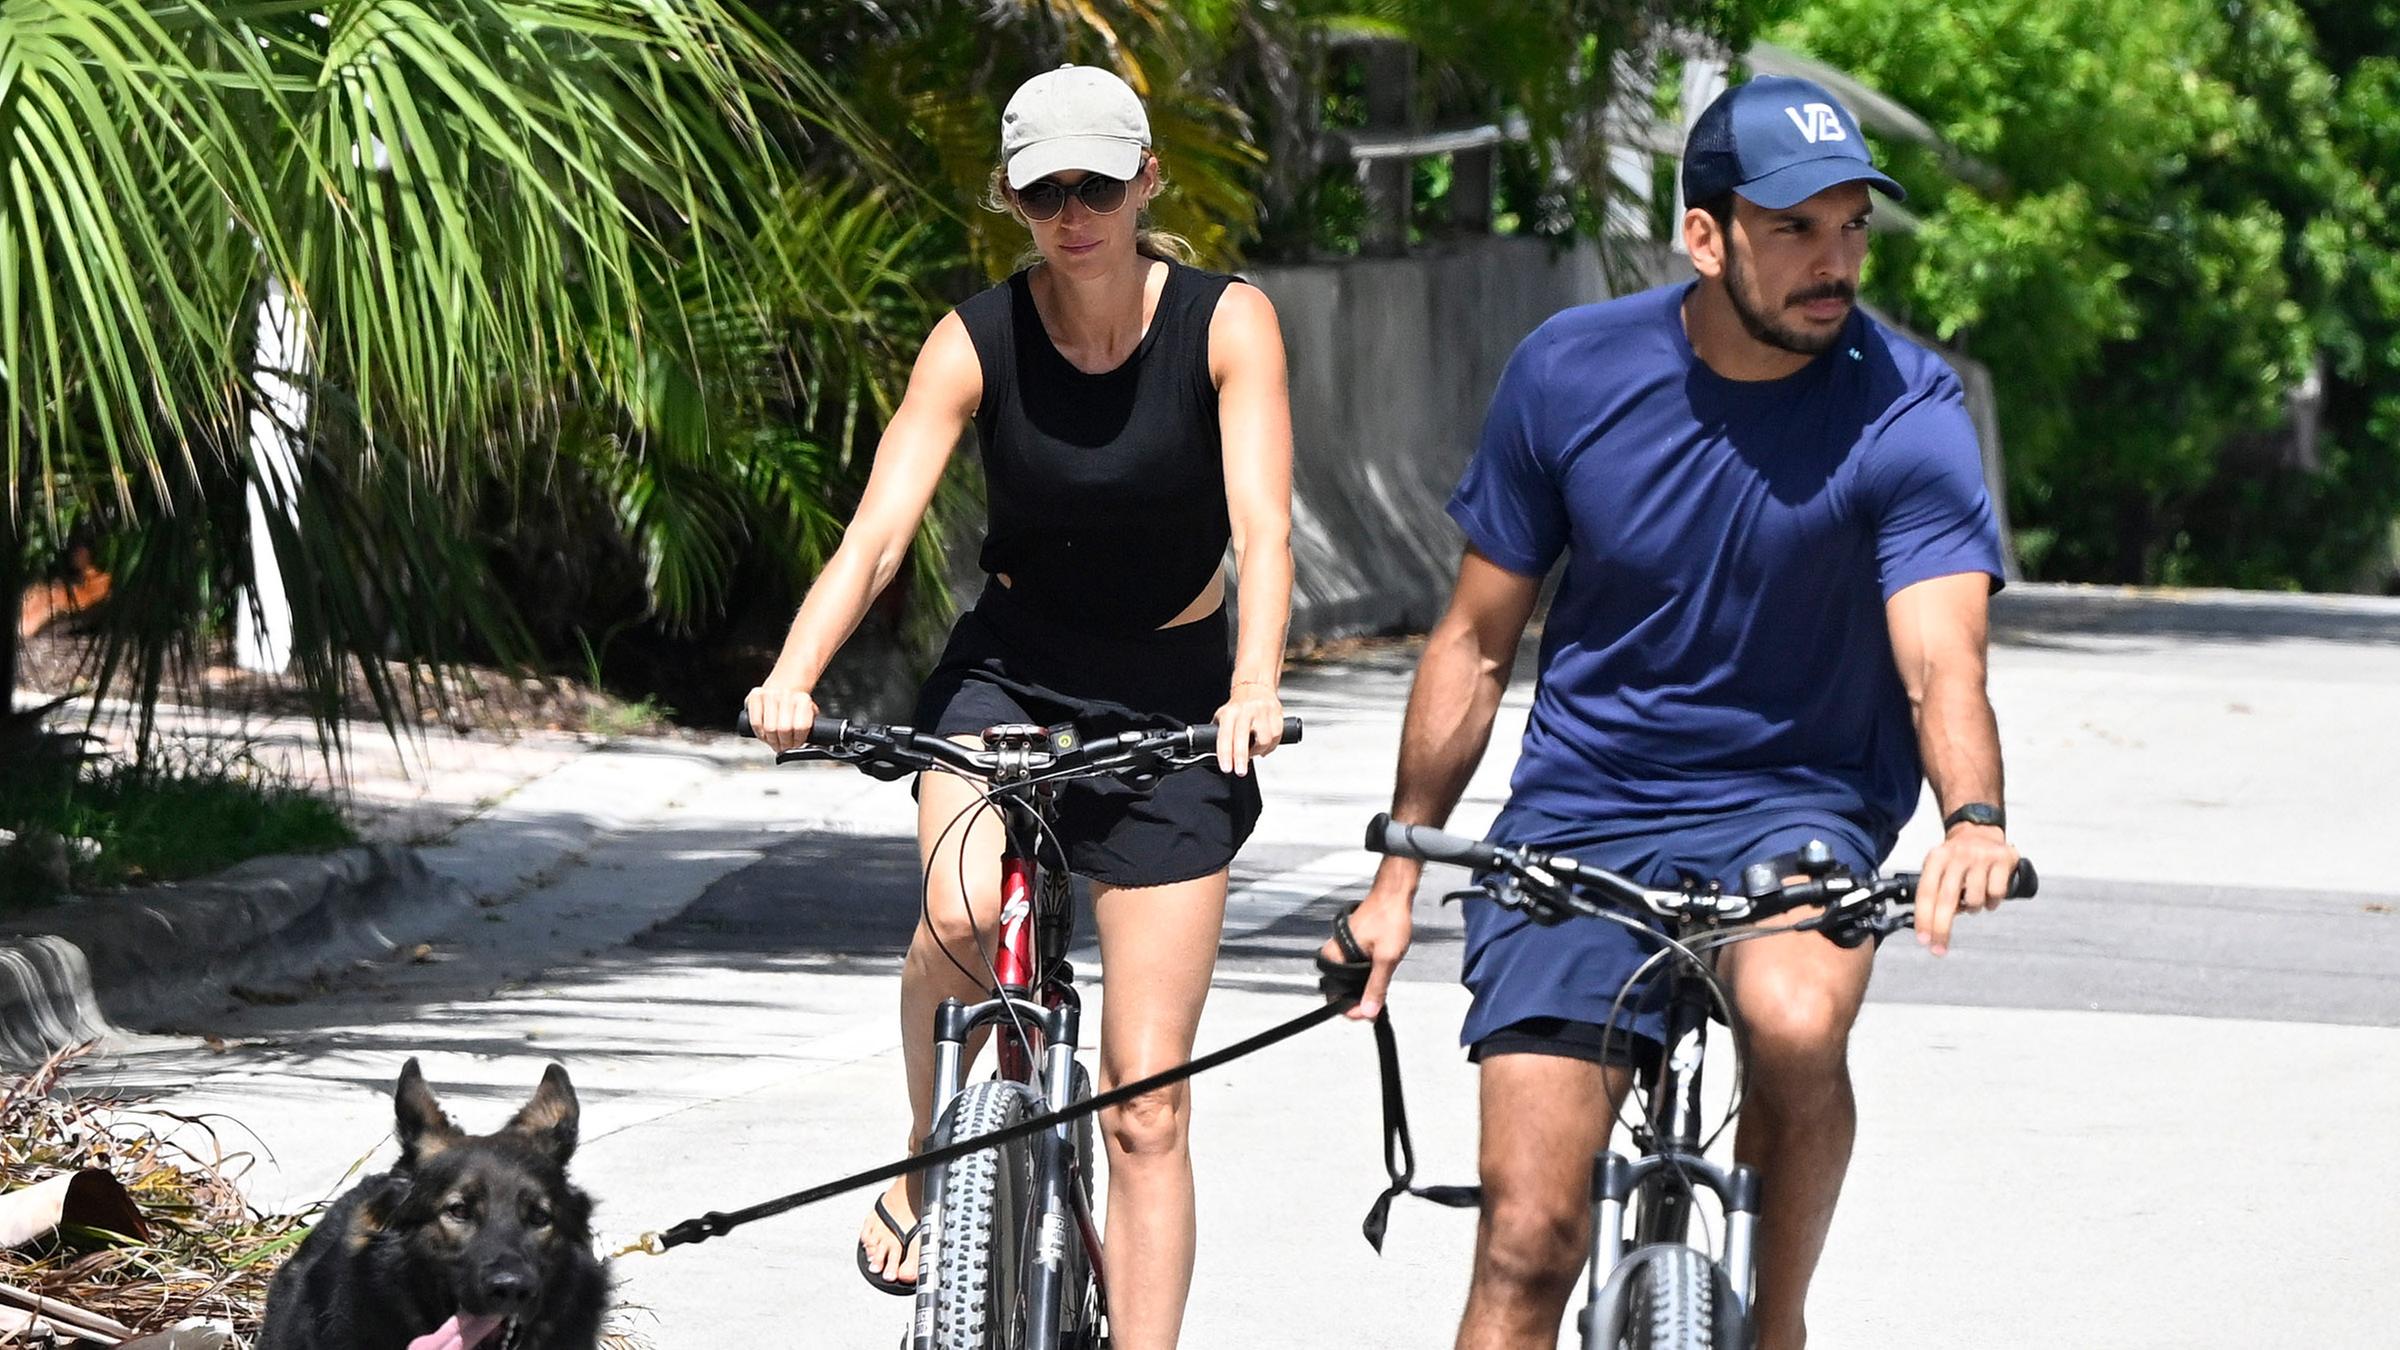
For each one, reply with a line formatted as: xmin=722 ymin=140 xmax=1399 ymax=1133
xmin=1016 ymin=173 xmax=1130 ymax=223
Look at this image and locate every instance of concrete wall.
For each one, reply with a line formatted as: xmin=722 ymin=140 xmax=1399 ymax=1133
xmin=1244 ymin=238 xmax=1638 ymax=638
xmin=1247 ymin=236 xmax=2014 ymax=642
xmin=819 ymin=242 xmax=1605 ymax=716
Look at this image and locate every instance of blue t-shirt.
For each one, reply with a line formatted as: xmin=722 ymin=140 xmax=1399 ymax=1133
xmin=1447 ymin=281 xmax=2004 ymax=847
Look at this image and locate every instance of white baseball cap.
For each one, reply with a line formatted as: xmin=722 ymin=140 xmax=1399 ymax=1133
xmin=1001 ymin=65 xmax=1151 ymax=190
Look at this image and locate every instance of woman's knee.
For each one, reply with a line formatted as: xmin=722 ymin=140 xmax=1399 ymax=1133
xmin=912 ymin=880 xmax=998 ymax=954
xmin=1100 ymin=1083 xmax=1189 ymax=1160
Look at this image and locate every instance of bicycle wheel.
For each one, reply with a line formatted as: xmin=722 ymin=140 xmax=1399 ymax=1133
xmin=922 ymin=1081 xmax=1037 ymax=1350
xmin=1618 ymin=1244 xmax=1724 ymax=1350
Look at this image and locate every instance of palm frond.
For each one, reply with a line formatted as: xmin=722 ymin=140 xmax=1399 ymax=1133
xmin=5 ymin=0 xmax=896 ymax=756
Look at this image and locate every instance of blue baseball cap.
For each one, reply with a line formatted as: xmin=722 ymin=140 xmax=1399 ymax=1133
xmin=1681 ymin=75 xmax=1905 ymax=210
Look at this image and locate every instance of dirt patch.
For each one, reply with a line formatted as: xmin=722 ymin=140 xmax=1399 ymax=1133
xmin=1288 ymin=630 xmax=1424 ymax=666
xmin=20 ymin=630 xmax=680 ymax=740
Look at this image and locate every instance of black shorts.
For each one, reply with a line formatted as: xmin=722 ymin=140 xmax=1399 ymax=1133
xmin=910 ymin=580 xmax=1261 ymax=888
xmin=1468 ymin=1016 xmax=1666 ymax=1077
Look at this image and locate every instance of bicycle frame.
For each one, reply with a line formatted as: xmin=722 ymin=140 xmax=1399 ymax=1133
xmin=1581 ymin=925 xmax=1761 ymax=1348
xmin=919 ymin=777 xmax=1108 ymax=1350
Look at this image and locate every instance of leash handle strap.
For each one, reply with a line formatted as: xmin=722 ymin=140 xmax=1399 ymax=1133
xmin=646 ymin=993 xmax=1356 ymax=1252
xmin=1323 ymin=902 xmax=1482 ymax=1253
xmin=1359 ymin=1009 xmax=1482 ymax=1251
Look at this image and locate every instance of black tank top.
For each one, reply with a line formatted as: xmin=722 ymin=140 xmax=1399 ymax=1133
xmin=955 ymin=260 xmax=1236 ymax=635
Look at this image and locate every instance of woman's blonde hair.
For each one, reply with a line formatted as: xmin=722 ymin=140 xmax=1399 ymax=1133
xmin=986 ymin=152 xmax=1195 ymax=270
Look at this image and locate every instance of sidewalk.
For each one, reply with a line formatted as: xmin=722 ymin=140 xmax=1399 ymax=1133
xmin=0 ymin=697 xmax=895 ymax=1068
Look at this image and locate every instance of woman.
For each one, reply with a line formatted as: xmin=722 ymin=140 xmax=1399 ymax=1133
xmin=743 ymin=64 xmax=1295 ymax=1349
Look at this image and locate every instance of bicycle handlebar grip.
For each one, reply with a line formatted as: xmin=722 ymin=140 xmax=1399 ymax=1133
xmin=1175 ymin=716 xmax=1303 ymax=752
xmin=2009 ymin=859 xmax=2039 ymax=899
xmin=733 ymin=708 xmax=849 ymax=747
xmin=1364 ymin=812 xmax=1495 ymax=868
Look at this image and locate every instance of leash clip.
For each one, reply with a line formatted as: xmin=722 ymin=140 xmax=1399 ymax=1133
xmin=609 ymin=1231 xmax=667 ymax=1259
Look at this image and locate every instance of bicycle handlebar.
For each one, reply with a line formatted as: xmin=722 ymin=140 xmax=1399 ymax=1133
xmin=1363 ymin=811 xmax=2034 ymax=941
xmin=738 ymin=708 xmax=1302 ymax=782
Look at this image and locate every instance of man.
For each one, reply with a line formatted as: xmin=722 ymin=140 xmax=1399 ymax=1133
xmin=1331 ymin=76 xmax=2021 ymax=1349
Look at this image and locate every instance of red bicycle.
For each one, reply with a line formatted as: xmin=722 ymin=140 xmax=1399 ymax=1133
xmin=748 ymin=712 xmax=1300 ymax=1350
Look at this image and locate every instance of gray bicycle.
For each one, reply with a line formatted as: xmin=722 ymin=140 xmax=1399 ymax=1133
xmin=1365 ymin=813 xmax=2035 ymax=1349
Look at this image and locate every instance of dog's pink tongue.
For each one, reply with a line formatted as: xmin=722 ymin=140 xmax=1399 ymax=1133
xmin=407 ymin=1314 xmax=505 ymax=1350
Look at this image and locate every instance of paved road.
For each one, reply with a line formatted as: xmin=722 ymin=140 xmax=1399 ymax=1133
xmin=85 ymin=586 xmax=2400 ymax=1348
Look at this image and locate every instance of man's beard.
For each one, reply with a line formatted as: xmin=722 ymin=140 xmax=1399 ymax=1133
xmin=1724 ymin=241 xmax=1854 ymax=357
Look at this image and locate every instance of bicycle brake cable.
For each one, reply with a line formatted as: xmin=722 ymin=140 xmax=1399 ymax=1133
xmin=916 ymin=778 xmax=1043 ymax=1076
xmin=1598 ymin=940 xmax=1725 ymax=1258
xmin=920 ymin=737 xmax=1221 ymax=1109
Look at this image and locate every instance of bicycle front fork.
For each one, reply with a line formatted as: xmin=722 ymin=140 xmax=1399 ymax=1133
xmin=927 ymin=993 xmax=1097 ymax=1350
xmin=1584 ymin=1150 xmax=1762 ymax=1343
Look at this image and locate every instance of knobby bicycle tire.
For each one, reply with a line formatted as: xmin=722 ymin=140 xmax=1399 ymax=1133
xmin=1621 ymin=1244 xmax=1721 ymax=1350
xmin=922 ymin=1081 xmax=1037 ymax=1350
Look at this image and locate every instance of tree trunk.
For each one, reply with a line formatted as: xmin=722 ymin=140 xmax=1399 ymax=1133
xmin=1 ymin=501 xmax=21 ymax=719
xmin=0 ymin=503 xmax=27 ymax=801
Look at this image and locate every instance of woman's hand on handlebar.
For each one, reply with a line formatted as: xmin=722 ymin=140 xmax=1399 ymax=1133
xmin=1212 ymin=679 xmax=1286 ymax=777
xmin=743 ymin=681 xmax=819 ymax=756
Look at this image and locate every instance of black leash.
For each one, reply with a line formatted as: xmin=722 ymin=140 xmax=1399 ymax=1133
xmin=1325 ymin=905 xmax=1482 ymax=1254
xmin=617 ymin=941 xmax=1378 ymax=1258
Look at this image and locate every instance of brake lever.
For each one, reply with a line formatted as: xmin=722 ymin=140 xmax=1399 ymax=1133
xmin=858 ymin=758 xmax=919 ymax=783
xmin=1477 ymin=866 xmax=1585 ymax=927
xmin=774 ymin=745 xmax=913 ymax=783
xmin=1868 ymin=900 xmax=1917 ymax=941
xmin=1796 ymin=883 xmax=1912 ymax=949
xmin=1816 ymin=909 xmax=1878 ymax=949
xmin=1104 ymin=745 xmax=1216 ymax=789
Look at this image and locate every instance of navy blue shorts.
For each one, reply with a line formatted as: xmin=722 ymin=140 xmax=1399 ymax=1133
xmin=1459 ymin=803 xmax=1888 ymax=1058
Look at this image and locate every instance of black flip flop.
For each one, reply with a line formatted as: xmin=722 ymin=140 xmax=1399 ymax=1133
xmin=856 ymin=1194 xmax=923 ymax=1296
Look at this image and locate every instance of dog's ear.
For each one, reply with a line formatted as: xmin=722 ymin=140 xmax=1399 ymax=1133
xmin=504 ymin=1063 xmax=579 ymax=1165
xmin=394 ymin=1058 xmax=461 ymax=1166
xmin=348 ymin=1174 xmax=406 ymax=1252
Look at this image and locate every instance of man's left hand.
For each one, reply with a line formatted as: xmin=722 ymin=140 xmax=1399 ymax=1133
xmin=1915 ymin=825 xmax=2018 ymax=957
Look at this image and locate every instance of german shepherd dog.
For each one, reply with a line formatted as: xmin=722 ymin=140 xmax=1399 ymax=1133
xmin=260 ymin=1060 xmax=608 ymax=1350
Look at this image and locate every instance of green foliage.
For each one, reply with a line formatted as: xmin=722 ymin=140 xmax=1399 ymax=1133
xmin=0 ymin=743 xmax=354 ymax=906
xmin=1769 ymin=0 xmax=2400 ymax=586
xmin=758 ymin=0 xmax=1265 ymax=279
xmin=5 ymin=0 xmax=1928 ymax=794
xmin=0 ymin=1 xmax=922 ymax=754
xmin=1226 ymin=0 xmax=1791 ymax=259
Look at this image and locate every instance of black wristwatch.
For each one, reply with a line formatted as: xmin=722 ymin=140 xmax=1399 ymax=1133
xmin=1942 ymin=802 xmax=2006 ymax=832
